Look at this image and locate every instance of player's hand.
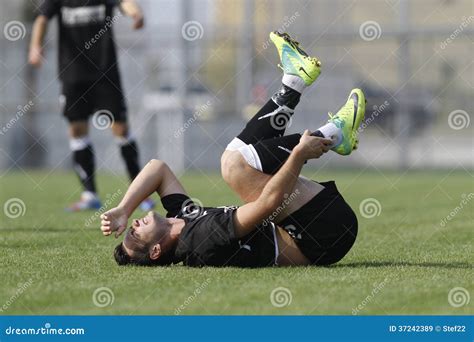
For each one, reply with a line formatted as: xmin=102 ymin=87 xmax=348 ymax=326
xmin=28 ymin=45 xmax=43 ymax=67
xmin=132 ymin=14 xmax=144 ymax=30
xmin=294 ymin=130 xmax=332 ymax=160
xmin=100 ymin=207 xmax=128 ymax=238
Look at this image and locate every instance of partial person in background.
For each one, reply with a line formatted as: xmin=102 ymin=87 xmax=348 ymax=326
xmin=28 ymin=0 xmax=154 ymax=211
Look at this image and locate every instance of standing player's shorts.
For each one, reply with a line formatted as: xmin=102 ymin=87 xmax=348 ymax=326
xmin=61 ymin=77 xmax=127 ymax=123
xmin=279 ymin=181 xmax=358 ymax=265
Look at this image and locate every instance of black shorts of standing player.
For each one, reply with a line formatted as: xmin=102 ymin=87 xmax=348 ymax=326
xmin=61 ymin=76 xmax=127 ymax=123
xmin=279 ymin=181 xmax=358 ymax=266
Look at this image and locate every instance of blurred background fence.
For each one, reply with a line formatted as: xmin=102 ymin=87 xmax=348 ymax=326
xmin=0 ymin=0 xmax=472 ymax=176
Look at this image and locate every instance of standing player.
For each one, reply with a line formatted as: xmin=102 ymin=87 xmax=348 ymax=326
xmin=28 ymin=0 xmax=154 ymax=211
xmin=99 ymin=32 xmax=365 ymax=267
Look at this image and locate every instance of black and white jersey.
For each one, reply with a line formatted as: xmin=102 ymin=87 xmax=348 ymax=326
xmin=161 ymin=194 xmax=278 ymax=268
xmin=39 ymin=0 xmax=121 ymax=82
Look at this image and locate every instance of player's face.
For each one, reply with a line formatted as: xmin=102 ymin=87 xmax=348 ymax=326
xmin=123 ymin=211 xmax=165 ymax=254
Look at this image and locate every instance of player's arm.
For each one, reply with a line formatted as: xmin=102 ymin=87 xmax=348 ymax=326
xmin=233 ymin=131 xmax=331 ymax=238
xmin=100 ymin=159 xmax=186 ymax=237
xmin=28 ymin=15 xmax=49 ymax=67
xmin=119 ymin=0 xmax=144 ymax=29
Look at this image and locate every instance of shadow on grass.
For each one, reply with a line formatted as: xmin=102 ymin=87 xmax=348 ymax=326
xmin=331 ymin=261 xmax=472 ymax=269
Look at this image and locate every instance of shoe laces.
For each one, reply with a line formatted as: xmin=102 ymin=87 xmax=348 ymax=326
xmin=305 ymin=56 xmax=321 ymax=67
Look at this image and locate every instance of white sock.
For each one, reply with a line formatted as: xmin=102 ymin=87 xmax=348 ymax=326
xmin=317 ymin=122 xmax=342 ymax=146
xmin=282 ymin=74 xmax=306 ymax=94
xmin=69 ymin=136 xmax=90 ymax=151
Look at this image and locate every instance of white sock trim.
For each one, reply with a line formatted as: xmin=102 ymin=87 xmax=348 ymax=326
xmin=226 ymin=137 xmax=247 ymax=151
xmin=317 ymin=122 xmax=342 ymax=146
xmin=282 ymin=74 xmax=306 ymax=94
xmin=69 ymin=136 xmax=91 ymax=151
xmin=237 ymin=144 xmax=263 ymax=172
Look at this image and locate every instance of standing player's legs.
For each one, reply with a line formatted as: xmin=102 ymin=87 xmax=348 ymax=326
xmin=62 ymin=82 xmax=101 ymax=211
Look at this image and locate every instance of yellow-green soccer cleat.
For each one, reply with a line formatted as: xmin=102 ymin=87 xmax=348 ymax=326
xmin=328 ymin=89 xmax=366 ymax=155
xmin=269 ymin=31 xmax=321 ymax=86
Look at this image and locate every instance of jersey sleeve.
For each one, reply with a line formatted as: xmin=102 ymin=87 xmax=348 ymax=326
xmin=160 ymin=193 xmax=191 ymax=218
xmin=38 ymin=0 xmax=60 ymax=19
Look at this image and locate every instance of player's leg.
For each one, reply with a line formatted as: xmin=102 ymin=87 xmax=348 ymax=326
xmin=62 ymin=82 xmax=101 ymax=211
xmin=229 ymin=31 xmax=321 ymax=149
xmin=224 ymin=88 xmax=366 ymax=183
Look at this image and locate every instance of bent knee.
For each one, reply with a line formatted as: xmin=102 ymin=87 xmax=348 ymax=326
xmin=221 ymin=150 xmax=246 ymax=186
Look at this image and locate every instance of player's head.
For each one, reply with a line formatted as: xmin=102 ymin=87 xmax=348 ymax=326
xmin=113 ymin=211 xmax=175 ymax=266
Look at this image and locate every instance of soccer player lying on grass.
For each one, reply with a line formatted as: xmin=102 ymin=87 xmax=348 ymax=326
xmin=100 ymin=31 xmax=366 ymax=267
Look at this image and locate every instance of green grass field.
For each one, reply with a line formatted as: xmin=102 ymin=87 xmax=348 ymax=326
xmin=0 ymin=170 xmax=472 ymax=315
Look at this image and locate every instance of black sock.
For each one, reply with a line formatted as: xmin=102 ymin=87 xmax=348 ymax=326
xmin=120 ymin=141 xmax=140 ymax=181
xmin=73 ymin=145 xmax=96 ymax=193
xmin=237 ymin=84 xmax=301 ymax=145
xmin=252 ymin=133 xmax=302 ymax=174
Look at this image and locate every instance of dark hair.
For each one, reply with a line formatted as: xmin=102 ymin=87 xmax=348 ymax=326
xmin=114 ymin=243 xmax=175 ymax=267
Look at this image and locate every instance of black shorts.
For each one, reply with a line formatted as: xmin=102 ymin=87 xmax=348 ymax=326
xmin=280 ymin=181 xmax=358 ymax=265
xmin=61 ymin=77 xmax=127 ymax=123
